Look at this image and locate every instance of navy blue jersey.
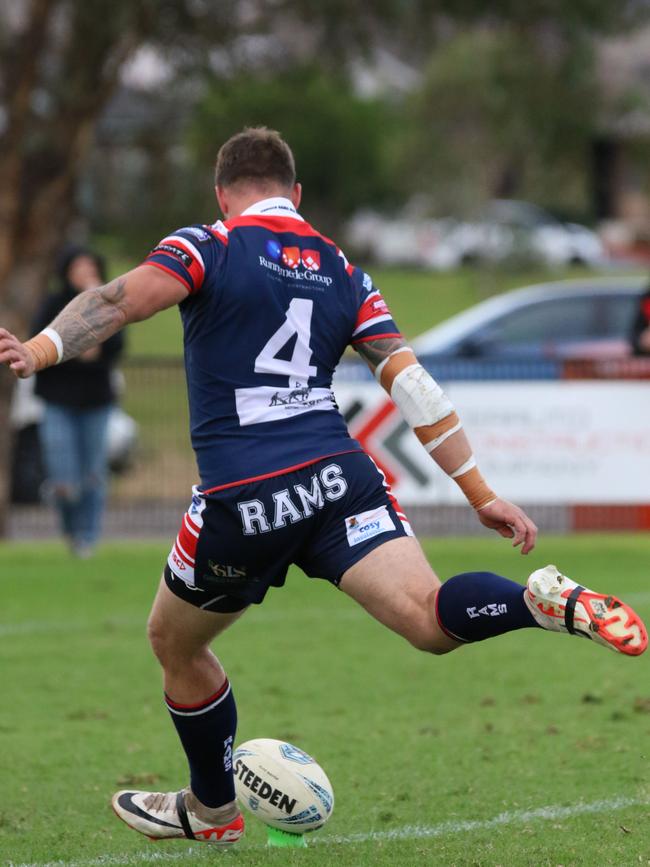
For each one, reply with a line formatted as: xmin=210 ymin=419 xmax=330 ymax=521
xmin=144 ymin=197 xmax=402 ymax=491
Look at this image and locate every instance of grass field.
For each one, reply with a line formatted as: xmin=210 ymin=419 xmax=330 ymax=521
xmin=1 ymin=535 xmax=650 ymax=866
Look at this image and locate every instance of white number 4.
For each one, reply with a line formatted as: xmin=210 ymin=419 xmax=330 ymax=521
xmin=254 ymin=298 xmax=317 ymax=385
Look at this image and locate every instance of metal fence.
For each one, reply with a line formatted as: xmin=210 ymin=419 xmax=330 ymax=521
xmin=8 ymin=356 xmax=650 ymax=539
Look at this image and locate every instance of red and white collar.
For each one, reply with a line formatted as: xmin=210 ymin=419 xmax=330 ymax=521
xmin=240 ymin=197 xmax=304 ymax=221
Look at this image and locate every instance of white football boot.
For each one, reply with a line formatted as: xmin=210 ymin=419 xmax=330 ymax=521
xmin=112 ymin=787 xmax=244 ymax=844
xmin=524 ymin=565 xmax=647 ymax=656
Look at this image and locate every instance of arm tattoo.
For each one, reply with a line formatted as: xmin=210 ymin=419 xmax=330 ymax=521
xmin=354 ymin=336 xmax=409 ymax=372
xmin=49 ymin=278 xmax=128 ymax=362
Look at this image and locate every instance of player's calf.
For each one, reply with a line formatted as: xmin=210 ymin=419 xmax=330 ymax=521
xmin=435 ymin=570 xmax=539 ymax=644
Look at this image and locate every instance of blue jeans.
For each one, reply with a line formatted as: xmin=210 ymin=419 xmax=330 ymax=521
xmin=39 ymin=403 xmax=111 ymax=547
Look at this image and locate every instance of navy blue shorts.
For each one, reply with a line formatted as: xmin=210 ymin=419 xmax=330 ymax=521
xmin=165 ymin=451 xmax=413 ymax=612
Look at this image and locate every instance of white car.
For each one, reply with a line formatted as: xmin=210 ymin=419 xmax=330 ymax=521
xmin=345 ymin=209 xmax=444 ymax=267
xmin=346 ymin=200 xmax=604 ymax=269
xmin=423 ymin=200 xmax=604 ymax=270
xmin=411 ymin=277 xmax=646 ymax=359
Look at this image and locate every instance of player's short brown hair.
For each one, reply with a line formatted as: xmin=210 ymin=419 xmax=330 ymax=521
xmin=214 ymin=127 xmax=296 ymax=190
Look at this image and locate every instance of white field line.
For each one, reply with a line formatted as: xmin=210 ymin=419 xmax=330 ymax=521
xmin=314 ymin=793 xmax=650 ymax=845
xmin=8 ymin=793 xmax=650 ymax=867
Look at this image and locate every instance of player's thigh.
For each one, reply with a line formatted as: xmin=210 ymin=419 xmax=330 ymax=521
xmin=339 ymin=536 xmax=457 ymax=653
xmin=147 ymin=576 xmax=247 ymax=662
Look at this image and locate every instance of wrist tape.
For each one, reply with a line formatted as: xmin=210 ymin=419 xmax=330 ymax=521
xmin=452 ymin=464 xmax=496 ymax=510
xmin=23 ymin=329 xmax=63 ymax=371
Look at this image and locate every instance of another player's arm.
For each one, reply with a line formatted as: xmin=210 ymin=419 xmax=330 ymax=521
xmin=355 ymin=337 xmax=538 ymax=554
xmin=0 ymin=265 xmax=187 ymax=378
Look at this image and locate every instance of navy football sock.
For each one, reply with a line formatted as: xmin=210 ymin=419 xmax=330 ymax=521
xmin=166 ymin=678 xmax=237 ymax=808
xmin=436 ymin=571 xmax=539 ymax=643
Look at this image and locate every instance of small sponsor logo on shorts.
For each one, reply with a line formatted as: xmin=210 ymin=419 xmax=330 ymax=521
xmin=345 ymin=506 xmax=395 ymax=547
xmin=172 ymin=551 xmax=186 ymax=571
xmin=208 ymin=561 xmax=247 ymax=579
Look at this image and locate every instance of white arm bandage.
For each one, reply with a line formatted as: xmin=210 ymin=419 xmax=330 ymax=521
xmin=389 ymin=364 xmax=454 ymax=429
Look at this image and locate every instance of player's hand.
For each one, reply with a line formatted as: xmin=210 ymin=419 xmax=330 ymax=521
xmin=0 ymin=328 xmax=35 ymax=378
xmin=476 ymin=497 xmax=537 ymax=554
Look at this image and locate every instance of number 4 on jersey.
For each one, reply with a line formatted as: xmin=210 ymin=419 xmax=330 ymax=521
xmin=254 ymin=298 xmax=317 ymax=385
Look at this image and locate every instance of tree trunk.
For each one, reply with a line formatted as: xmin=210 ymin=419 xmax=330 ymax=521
xmin=0 ymin=370 xmax=15 ymax=536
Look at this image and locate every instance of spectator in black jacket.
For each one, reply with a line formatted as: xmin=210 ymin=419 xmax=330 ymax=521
xmin=631 ymin=286 xmax=650 ymax=356
xmin=32 ymin=246 xmax=125 ymax=556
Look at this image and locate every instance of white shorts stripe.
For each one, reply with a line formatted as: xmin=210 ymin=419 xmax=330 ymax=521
xmin=175 ymin=537 xmax=195 ymax=566
xmin=183 ymin=515 xmax=199 ymax=538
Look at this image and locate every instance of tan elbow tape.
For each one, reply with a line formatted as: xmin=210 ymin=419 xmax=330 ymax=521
xmin=377 ymin=348 xmax=417 ymax=391
xmin=23 ymin=333 xmax=59 ymax=372
xmin=453 ymin=465 xmax=497 ymax=510
xmin=415 ymin=411 xmax=461 ymax=451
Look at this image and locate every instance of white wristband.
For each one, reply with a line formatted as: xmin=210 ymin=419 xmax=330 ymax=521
xmin=41 ymin=327 xmax=64 ymax=364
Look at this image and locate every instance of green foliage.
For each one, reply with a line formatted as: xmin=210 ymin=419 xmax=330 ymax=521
xmin=187 ymin=65 xmax=399 ymax=226
xmin=400 ymin=26 xmax=601 ymax=216
xmin=1 ymin=536 xmax=650 ymax=864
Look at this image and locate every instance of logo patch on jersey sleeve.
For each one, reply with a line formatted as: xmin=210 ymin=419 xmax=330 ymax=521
xmin=345 ymin=506 xmax=395 ymax=547
xmin=184 ymin=227 xmax=211 ymax=242
xmin=372 ymin=297 xmax=390 ymax=314
xmin=151 ymin=243 xmax=193 ymax=268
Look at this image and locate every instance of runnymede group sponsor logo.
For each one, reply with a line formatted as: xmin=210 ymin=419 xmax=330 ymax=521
xmin=260 ymin=240 xmax=332 ymax=285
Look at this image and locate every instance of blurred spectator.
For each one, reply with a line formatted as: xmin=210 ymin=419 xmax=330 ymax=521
xmin=31 ymin=246 xmax=125 ymax=556
xmin=631 ymin=284 xmax=650 ymax=356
